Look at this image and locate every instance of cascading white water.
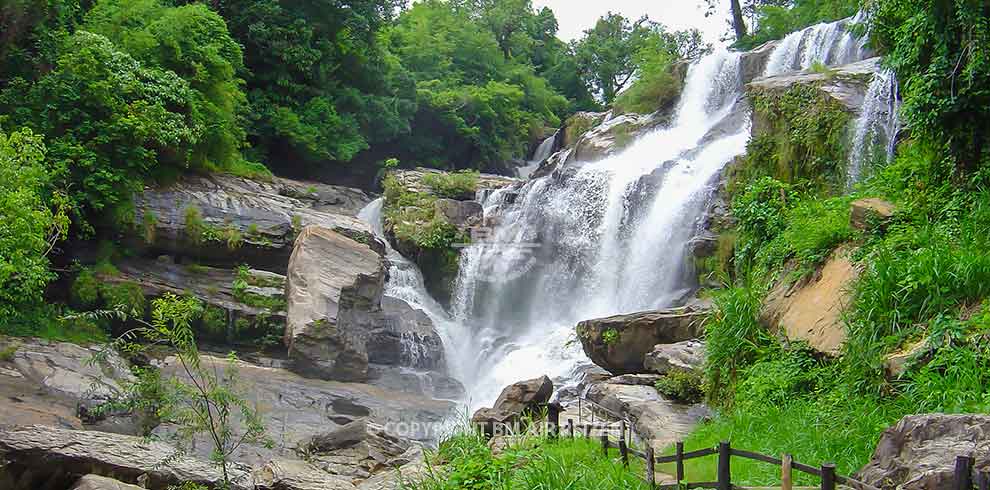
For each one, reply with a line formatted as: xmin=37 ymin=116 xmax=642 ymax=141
xmin=763 ymin=14 xmax=870 ymax=76
xmin=450 ymin=50 xmax=752 ymax=408
xmin=356 ymin=15 xmax=883 ymax=412
xmin=847 ymin=68 xmax=901 ymax=188
xmin=518 ymin=131 xmax=560 ymax=179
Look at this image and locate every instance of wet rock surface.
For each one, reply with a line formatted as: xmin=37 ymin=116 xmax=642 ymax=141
xmin=576 ymin=307 xmax=708 ymax=375
xmin=748 ymin=58 xmax=882 ymax=113
xmin=472 ymin=376 xmax=554 ymax=436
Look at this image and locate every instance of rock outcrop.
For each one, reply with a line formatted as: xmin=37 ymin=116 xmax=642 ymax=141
xmin=748 ymin=58 xmax=882 ymax=114
xmin=157 ymin=354 xmax=456 ymax=466
xmin=644 ymin=340 xmax=706 ymax=375
xmin=576 ymin=307 xmax=708 ymax=375
xmin=857 ymin=414 xmax=990 ymax=490
xmin=471 ymin=376 xmax=554 ymax=436
xmin=585 ymin=378 xmax=711 ymax=450
xmin=0 ymin=338 xmax=136 ymax=433
xmin=851 ymin=198 xmax=896 ymax=231
xmin=285 ymin=226 xmax=387 ymax=381
xmin=370 ymin=297 xmax=445 ymax=370
xmin=0 ymin=425 xmax=253 ymax=490
xmin=133 ymin=174 xmax=379 ymax=273
xmin=254 ymin=459 xmax=356 ymax=490
xmin=761 ymin=247 xmax=858 ymax=355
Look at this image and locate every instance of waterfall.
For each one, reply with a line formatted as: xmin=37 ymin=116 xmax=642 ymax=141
xmin=517 ymin=131 xmax=560 ymax=179
xmin=763 ymin=15 xmax=870 ymax=76
xmin=847 ymin=69 xmax=901 ymax=188
xmin=357 ymin=15 xmax=884 ymax=412
xmin=450 ymin=49 xmax=751 ymax=408
xmin=358 ymin=199 xmax=467 ymax=392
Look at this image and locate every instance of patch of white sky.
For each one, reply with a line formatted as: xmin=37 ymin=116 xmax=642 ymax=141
xmin=531 ymin=0 xmax=732 ymax=45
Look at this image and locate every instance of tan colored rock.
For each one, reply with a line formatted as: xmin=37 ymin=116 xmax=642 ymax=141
xmin=71 ymin=475 xmax=144 ymax=490
xmin=883 ymin=339 xmax=928 ymax=379
xmin=285 ymin=225 xmax=387 ymax=381
xmin=851 ymin=198 xmax=896 ymax=231
xmin=761 ymin=248 xmax=858 ymax=355
xmin=748 ymin=58 xmax=881 ymax=113
xmin=644 ymin=340 xmax=706 ymax=375
xmin=576 ymin=307 xmax=708 ymax=375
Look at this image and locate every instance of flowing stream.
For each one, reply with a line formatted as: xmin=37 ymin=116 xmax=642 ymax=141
xmin=359 ymin=15 xmax=896 ymax=411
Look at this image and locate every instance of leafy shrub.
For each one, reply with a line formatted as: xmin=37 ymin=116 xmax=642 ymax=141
xmin=615 ymin=43 xmax=682 ymax=115
xmin=655 ymin=369 xmax=705 ymax=403
xmin=602 ymin=328 xmax=619 ymax=345
xmin=422 ymin=171 xmax=480 ymax=200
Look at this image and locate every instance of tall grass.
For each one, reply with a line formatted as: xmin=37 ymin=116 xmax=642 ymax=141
xmin=406 ymin=430 xmax=649 ymax=490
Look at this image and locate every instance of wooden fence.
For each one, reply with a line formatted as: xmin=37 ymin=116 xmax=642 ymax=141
xmin=545 ymin=404 xmax=988 ymax=490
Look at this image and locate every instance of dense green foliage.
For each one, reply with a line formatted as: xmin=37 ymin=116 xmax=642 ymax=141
xmin=0 ymin=128 xmax=68 ymax=327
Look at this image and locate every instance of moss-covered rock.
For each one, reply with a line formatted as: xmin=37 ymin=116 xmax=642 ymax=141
xmin=381 ymin=169 xmax=518 ymax=305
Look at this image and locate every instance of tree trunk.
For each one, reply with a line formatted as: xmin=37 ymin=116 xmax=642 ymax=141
xmin=730 ymin=0 xmax=748 ymax=41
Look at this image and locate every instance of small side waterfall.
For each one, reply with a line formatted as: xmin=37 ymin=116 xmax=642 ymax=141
xmin=764 ymin=14 xmax=870 ymax=76
xmin=358 ymin=199 xmax=467 ymax=393
xmin=847 ymin=69 xmax=901 ymax=187
xmin=517 ymin=131 xmax=560 ymax=179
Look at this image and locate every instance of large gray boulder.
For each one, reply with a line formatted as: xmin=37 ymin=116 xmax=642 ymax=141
xmin=644 ymin=340 xmax=706 ymax=375
xmin=285 ymin=225 xmax=387 ymax=382
xmin=748 ymin=58 xmax=882 ymax=115
xmin=493 ymin=375 xmax=554 ymax=414
xmin=0 ymin=425 xmax=252 ymax=490
xmin=857 ymin=414 xmax=990 ymax=490
xmin=576 ymin=307 xmax=708 ymax=375
xmin=133 ymin=174 xmax=380 ymax=273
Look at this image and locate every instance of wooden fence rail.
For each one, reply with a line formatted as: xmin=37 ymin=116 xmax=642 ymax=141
xmin=543 ymin=404 xmax=975 ymax=490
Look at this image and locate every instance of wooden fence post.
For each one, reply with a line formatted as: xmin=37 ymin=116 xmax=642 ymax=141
xmin=718 ymin=441 xmax=731 ymax=490
xmin=601 ymin=433 xmax=609 ymax=457
xmin=547 ymin=403 xmax=560 ymax=439
xmin=618 ymin=438 xmax=629 ymax=467
xmin=821 ymin=463 xmax=836 ymax=490
xmin=978 ymin=470 xmax=990 ymax=490
xmin=676 ymin=441 xmax=685 ymax=483
xmin=781 ymin=454 xmax=793 ymax=490
xmin=646 ymin=446 xmax=656 ymax=489
xmin=955 ymin=455 xmax=975 ymax=490
xmin=620 ymin=421 xmax=627 ymax=444
xmin=567 ymin=419 xmax=574 ymax=438
xmin=584 ymin=423 xmax=591 ymax=439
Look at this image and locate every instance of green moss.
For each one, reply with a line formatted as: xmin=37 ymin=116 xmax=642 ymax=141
xmin=729 ymin=84 xmax=852 ymax=199
xmin=141 ymin=211 xmax=157 ymax=244
xmin=232 ymin=267 xmax=287 ymax=312
xmin=421 ymin=170 xmax=479 ymax=199
xmin=602 ymin=328 xmax=619 ymax=345
xmin=200 ymin=305 xmax=228 ymax=340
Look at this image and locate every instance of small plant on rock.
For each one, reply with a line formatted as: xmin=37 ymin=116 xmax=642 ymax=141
xmin=602 ymin=328 xmax=619 ymax=345
xmin=87 ymin=294 xmax=271 ymax=488
xmin=655 ymin=369 xmax=705 ymax=403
